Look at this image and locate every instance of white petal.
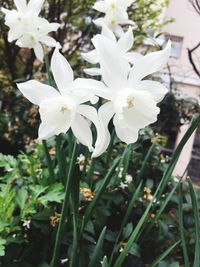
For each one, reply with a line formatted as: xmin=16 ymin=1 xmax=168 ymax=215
xmin=38 ymin=122 xmax=57 ymax=140
xmin=71 ymin=78 xmax=112 ymax=100
xmin=117 ymin=27 xmax=134 ymax=53
xmin=8 ymin=28 xmax=22 ymax=42
xmin=39 ymin=98 xmax=75 ymax=139
xmin=114 ymin=90 xmax=160 ymax=130
xmin=93 ymin=1 xmax=107 ymax=13
xmin=113 ymin=115 xmax=138 ymax=144
xmin=125 ymin=52 xmax=143 ymax=64
xmin=101 ymin=24 xmax=116 ymax=42
xmin=81 ymin=50 xmax=99 ymax=64
xmin=92 ymin=102 xmax=115 ymax=158
xmin=33 ymin=43 xmax=44 ymax=62
xmin=77 ymin=105 xmax=100 ymax=148
xmin=93 ymin=18 xmax=105 ymax=27
xmin=27 ymin=0 xmax=44 ymax=14
xmin=137 ymin=80 xmax=168 ymax=102
xmin=51 ymin=48 xmax=74 ymax=93
xmin=128 ymin=41 xmax=171 ymax=83
xmin=17 ymin=80 xmax=60 ymax=105
xmin=92 ymin=35 xmax=129 ymax=89
xmin=40 ymin=36 xmax=57 ymax=47
xmin=84 ymin=68 xmax=101 ymax=76
xmin=14 ymin=0 xmax=26 ymax=12
xmin=71 ymin=114 xmax=93 ymax=151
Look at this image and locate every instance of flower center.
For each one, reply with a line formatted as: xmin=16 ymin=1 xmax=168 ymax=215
xmin=111 ymin=19 xmax=117 ymax=25
xmin=127 ymin=96 xmax=134 ymax=109
xmin=60 ymin=106 xmax=69 ymax=114
xmin=111 ymin=3 xmax=117 ymax=9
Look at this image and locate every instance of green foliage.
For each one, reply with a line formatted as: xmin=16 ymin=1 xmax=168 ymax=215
xmin=0 ymin=117 xmax=199 ymax=266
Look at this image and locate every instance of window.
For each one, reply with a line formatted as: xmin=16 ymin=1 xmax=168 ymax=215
xmin=165 ymin=34 xmax=183 ymax=59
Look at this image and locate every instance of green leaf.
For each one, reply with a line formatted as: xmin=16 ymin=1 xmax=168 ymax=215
xmin=179 ymin=183 xmax=190 ymax=267
xmin=88 ymin=227 xmax=107 ymax=267
xmin=149 ymin=241 xmax=180 ymax=267
xmin=83 ymin=156 xmax=121 ymax=226
xmin=17 ymin=188 xmax=28 ymax=210
xmin=188 ymin=178 xmax=200 ymax=267
xmin=113 ymin=115 xmax=200 ymax=267
xmin=122 ymin=223 xmax=133 ymax=240
xmin=102 ymin=256 xmax=109 ymax=267
xmin=0 ymin=238 xmax=6 ymax=257
xmin=39 ymin=183 xmax=64 ymax=207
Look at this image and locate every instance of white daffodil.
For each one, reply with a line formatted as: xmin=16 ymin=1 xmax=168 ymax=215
xmin=17 ymin=48 xmax=105 ymax=153
xmin=82 ymin=25 xmax=142 ymax=76
xmin=93 ymin=0 xmax=135 ymax=36
xmin=2 ymin=0 xmax=60 ymax=61
xmin=90 ymin=35 xmax=171 ymax=157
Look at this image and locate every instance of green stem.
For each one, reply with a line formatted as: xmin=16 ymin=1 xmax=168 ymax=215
xmin=50 ymin=141 xmax=78 ymax=267
xmin=42 ymin=140 xmax=55 ymax=184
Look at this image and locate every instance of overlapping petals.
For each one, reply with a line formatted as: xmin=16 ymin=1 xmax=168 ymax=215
xmin=82 ymin=25 xmax=142 ymax=76
xmin=93 ymin=0 xmax=135 ymax=36
xmin=17 ymin=48 xmax=105 ymax=154
xmin=2 ymin=0 xmax=60 ymax=62
xmin=89 ymin=34 xmax=171 ymax=157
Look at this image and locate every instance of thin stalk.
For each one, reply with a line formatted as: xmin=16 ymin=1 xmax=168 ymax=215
xmin=106 ymin=128 xmax=115 ymax=165
xmin=56 ymin=135 xmax=66 ymax=184
xmin=179 ymin=183 xmax=190 ymax=267
xmin=50 ymin=141 xmax=78 ymax=267
xmin=42 ymin=140 xmax=55 ymax=184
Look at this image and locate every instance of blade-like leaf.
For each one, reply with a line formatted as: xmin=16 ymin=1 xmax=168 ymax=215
xmin=88 ymin=227 xmax=107 ymax=267
xmin=188 ymin=178 xmax=200 ymax=267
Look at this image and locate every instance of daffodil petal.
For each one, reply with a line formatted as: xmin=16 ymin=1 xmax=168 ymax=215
xmin=71 ymin=114 xmax=93 ymax=152
xmin=81 ymin=50 xmax=99 ymax=64
xmin=137 ymin=80 xmax=168 ymax=103
xmin=113 ymin=115 xmax=138 ymax=144
xmin=128 ymin=41 xmax=171 ymax=83
xmin=51 ymin=48 xmax=74 ymax=93
xmin=117 ymin=27 xmax=134 ymax=53
xmin=92 ymin=34 xmax=129 ymax=88
xmin=14 ymin=0 xmax=26 ymax=12
xmin=17 ymin=80 xmax=60 ymax=105
xmin=92 ymin=102 xmax=115 ymax=158
xmin=27 ymin=0 xmax=44 ymax=14
xmin=71 ymin=78 xmax=112 ymax=100
xmin=33 ymin=43 xmax=44 ymax=62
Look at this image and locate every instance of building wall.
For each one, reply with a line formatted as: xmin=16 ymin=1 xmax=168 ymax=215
xmin=162 ymin=0 xmax=200 ymax=179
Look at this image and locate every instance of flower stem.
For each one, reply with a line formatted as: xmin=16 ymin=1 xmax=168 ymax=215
xmin=42 ymin=140 xmax=55 ymax=184
xmin=50 ymin=140 xmax=79 ymax=267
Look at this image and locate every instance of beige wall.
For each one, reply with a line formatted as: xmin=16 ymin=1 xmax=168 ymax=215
xmin=163 ymin=0 xmax=200 ymax=178
xmin=164 ymin=0 xmax=200 ymax=85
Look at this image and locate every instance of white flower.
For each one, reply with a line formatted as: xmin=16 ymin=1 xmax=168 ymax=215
xmin=2 ymin=0 xmax=60 ymax=61
xmin=90 ymin=34 xmax=171 ymax=157
xmin=119 ymin=182 xmax=128 ymax=189
xmin=23 ymin=219 xmax=31 ymax=229
xmin=82 ymin=25 xmax=142 ymax=76
xmin=77 ymin=154 xmax=86 ymax=162
xmin=125 ymin=174 xmax=133 ymax=184
xmin=17 ymin=48 xmax=104 ymax=153
xmin=93 ymin=0 xmax=135 ymax=36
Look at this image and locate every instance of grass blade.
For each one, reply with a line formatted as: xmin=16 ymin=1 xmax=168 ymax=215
xmin=179 ymin=183 xmax=190 ymax=267
xmin=149 ymin=241 xmax=180 ymax=267
xmin=88 ymin=227 xmax=107 ymax=267
xmin=113 ymin=115 xmax=200 ymax=267
xmin=188 ymin=178 xmax=200 ymax=267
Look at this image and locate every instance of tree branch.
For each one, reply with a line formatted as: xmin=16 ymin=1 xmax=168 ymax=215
xmin=187 ymin=42 xmax=200 ymax=78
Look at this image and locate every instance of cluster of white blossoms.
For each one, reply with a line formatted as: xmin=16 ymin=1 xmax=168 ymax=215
xmin=93 ymin=0 xmax=136 ymax=36
xmin=1 ymin=0 xmax=60 ymax=62
xmin=2 ymin=0 xmax=171 ymax=158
